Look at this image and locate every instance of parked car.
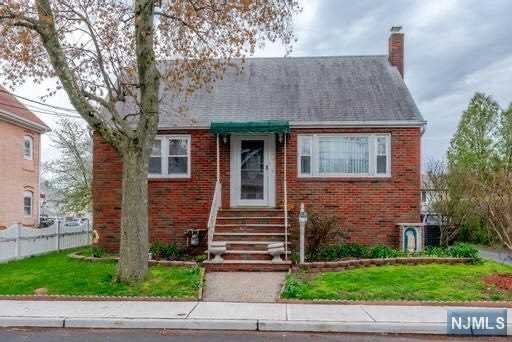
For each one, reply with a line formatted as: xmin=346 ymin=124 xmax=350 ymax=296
xmin=63 ymin=217 xmax=81 ymax=227
xmin=39 ymin=215 xmax=55 ymax=228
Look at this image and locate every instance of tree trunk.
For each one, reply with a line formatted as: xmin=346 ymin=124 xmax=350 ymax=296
xmin=116 ymin=147 xmax=150 ymax=283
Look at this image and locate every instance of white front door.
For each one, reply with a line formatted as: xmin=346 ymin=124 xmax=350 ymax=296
xmin=230 ymin=135 xmax=276 ymax=207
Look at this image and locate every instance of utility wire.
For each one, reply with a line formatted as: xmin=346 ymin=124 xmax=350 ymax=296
xmin=0 ymin=100 xmax=83 ymax=119
xmin=0 ymin=88 xmax=80 ymax=113
xmin=0 ymin=89 xmax=84 ymax=119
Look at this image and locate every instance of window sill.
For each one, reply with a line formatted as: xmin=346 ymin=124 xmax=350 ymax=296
xmin=297 ymin=176 xmax=391 ymax=182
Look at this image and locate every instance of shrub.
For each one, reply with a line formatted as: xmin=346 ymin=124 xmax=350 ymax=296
xmin=90 ymin=245 xmax=106 ymax=258
xmin=281 ymin=276 xmax=305 ymax=298
xmin=149 ymin=241 xmax=184 ymax=260
xmin=368 ymin=245 xmax=402 ymax=259
xmin=423 ymin=246 xmax=450 ymax=257
xmin=149 ymin=241 xmax=166 ymax=260
xmin=306 ymin=212 xmax=348 ymax=259
xmin=193 ymin=254 xmax=207 ymax=263
xmin=316 ymin=243 xmax=370 ymax=261
xmin=448 ymin=243 xmax=479 ymax=259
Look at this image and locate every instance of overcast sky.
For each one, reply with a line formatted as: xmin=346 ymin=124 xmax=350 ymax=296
xmin=7 ymin=0 xmax=512 ymax=168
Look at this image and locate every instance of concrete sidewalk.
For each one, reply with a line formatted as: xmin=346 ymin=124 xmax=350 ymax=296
xmin=0 ymin=300 xmax=511 ymax=335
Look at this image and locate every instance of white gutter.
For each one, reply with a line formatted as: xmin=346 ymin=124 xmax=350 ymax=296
xmin=289 ymin=120 xmax=427 ymax=128
xmin=158 ymin=120 xmax=427 ymax=131
xmin=0 ymin=110 xmax=51 ymax=133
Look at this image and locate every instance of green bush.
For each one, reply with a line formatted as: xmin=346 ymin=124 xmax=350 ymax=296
xmin=90 ymin=245 xmax=106 ymax=258
xmin=448 ymin=243 xmax=479 ymax=259
xmin=317 ymin=243 xmax=370 ymax=261
xmin=369 ymin=245 xmax=402 ymax=259
xmin=423 ymin=246 xmax=450 ymax=257
xmin=149 ymin=241 xmax=184 ymax=261
xmin=281 ymin=276 xmax=305 ymax=298
xmin=193 ymin=254 xmax=207 ymax=263
xmin=305 ymin=212 xmax=348 ymax=258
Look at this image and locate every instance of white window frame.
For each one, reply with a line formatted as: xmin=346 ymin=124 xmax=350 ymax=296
xmin=23 ymin=190 xmax=33 ymax=217
xmin=23 ymin=135 xmax=33 ymax=160
xmin=148 ymin=134 xmax=191 ymax=178
xmin=297 ymin=133 xmax=391 ymax=178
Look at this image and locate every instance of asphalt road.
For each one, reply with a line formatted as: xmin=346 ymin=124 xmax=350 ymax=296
xmin=0 ymin=328 xmax=510 ymax=342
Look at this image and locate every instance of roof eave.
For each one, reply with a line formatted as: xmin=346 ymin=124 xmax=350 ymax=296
xmin=0 ymin=109 xmax=51 ymax=133
xmin=290 ymin=120 xmax=427 ymax=128
xmin=157 ymin=119 xmax=427 ymax=130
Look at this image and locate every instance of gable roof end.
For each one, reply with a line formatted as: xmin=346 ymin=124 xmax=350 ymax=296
xmin=0 ymin=86 xmax=50 ymax=133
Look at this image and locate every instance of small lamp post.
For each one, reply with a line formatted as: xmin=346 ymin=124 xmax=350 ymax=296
xmin=298 ymin=203 xmax=308 ymax=264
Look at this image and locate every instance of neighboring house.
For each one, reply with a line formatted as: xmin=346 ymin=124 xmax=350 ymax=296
xmin=39 ymin=178 xmax=65 ymax=218
xmin=93 ymin=28 xmax=426 ymax=269
xmin=0 ymin=86 xmax=50 ymax=228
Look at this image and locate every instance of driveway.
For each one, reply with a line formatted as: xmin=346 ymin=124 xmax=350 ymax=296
xmin=478 ymin=246 xmax=512 ymax=265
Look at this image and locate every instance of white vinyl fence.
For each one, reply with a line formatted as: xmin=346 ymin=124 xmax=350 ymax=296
xmin=0 ymin=220 xmax=92 ymax=263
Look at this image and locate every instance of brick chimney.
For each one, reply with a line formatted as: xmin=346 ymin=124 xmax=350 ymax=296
xmin=388 ymin=26 xmax=404 ymax=78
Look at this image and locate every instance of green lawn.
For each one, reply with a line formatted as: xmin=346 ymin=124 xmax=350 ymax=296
xmin=0 ymin=249 xmax=202 ymax=298
xmin=282 ymin=262 xmax=512 ymax=301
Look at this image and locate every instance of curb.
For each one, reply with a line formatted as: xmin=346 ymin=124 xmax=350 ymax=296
xmin=0 ymin=317 xmax=64 ymax=328
xmin=64 ymin=318 xmax=257 ymax=330
xmin=258 ymin=321 xmax=446 ymax=334
xmin=1 ymin=317 xmax=511 ymax=335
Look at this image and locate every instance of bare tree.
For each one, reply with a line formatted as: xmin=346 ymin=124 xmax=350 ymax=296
xmin=0 ymin=0 xmax=300 ymax=282
xmin=425 ymin=160 xmax=475 ymax=246
xmin=44 ymin=118 xmax=91 ymax=215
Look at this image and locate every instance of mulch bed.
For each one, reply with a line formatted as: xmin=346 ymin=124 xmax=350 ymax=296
xmin=294 ymin=257 xmax=473 ymax=272
xmin=483 ymin=273 xmax=512 ymax=290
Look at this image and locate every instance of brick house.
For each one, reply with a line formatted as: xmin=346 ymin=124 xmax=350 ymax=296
xmin=0 ymin=87 xmax=50 ymax=229
xmin=93 ymin=28 xmax=425 ymax=270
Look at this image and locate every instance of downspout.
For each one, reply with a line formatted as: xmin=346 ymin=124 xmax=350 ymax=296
xmin=216 ymin=134 xmax=220 ymax=180
xmin=284 ymin=133 xmax=288 ymax=260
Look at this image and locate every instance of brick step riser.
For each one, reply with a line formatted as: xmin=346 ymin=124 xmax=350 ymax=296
xmin=215 ymin=227 xmax=286 ymax=234
xmin=213 ymin=235 xmax=286 ymax=242
xmin=223 ymin=253 xmax=274 ymax=261
xmin=216 ymin=218 xmax=285 ymax=225
xmin=205 ymin=263 xmax=291 ymax=272
xmin=218 ymin=210 xmax=286 ymax=218
xmin=224 ymin=243 xmax=287 ymax=251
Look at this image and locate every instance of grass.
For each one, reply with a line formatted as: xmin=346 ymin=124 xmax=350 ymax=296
xmin=282 ymin=261 xmax=512 ymax=301
xmin=0 ymin=249 xmax=202 ymax=298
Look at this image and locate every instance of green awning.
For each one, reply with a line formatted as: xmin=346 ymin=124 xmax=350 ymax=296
xmin=209 ymin=120 xmax=290 ymax=135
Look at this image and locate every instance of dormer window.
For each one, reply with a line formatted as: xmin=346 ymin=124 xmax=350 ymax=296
xmin=24 ymin=135 xmax=33 ymax=160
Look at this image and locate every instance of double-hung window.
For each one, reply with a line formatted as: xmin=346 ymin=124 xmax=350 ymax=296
xmin=23 ymin=135 xmax=33 ymax=160
xmin=298 ymin=134 xmax=391 ymax=178
xmin=24 ymin=191 xmax=33 ymax=216
xmin=149 ymin=135 xmax=191 ymax=178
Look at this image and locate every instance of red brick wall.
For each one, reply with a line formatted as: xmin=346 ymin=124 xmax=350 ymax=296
xmin=93 ymin=127 xmax=421 ymax=252
xmin=282 ymin=127 xmax=421 ymax=248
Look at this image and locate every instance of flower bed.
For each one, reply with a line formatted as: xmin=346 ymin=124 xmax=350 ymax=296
xmin=307 ymin=242 xmax=479 ymax=263
xmin=295 ymin=257 xmax=472 ymax=273
xmin=69 ymin=252 xmax=198 ymax=266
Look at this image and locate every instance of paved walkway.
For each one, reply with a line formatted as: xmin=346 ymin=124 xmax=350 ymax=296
xmin=203 ymin=272 xmax=287 ymax=302
xmin=0 ymin=300 xmax=511 ymax=335
xmin=478 ymin=247 xmax=512 ymax=265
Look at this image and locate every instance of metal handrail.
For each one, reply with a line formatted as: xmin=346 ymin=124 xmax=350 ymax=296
xmin=207 ymin=181 xmax=222 ymax=259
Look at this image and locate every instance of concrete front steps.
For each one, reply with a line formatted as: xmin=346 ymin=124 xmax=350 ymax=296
xmin=205 ymin=208 xmax=292 ymax=272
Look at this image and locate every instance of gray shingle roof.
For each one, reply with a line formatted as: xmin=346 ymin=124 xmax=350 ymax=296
xmin=144 ymin=56 xmax=424 ymax=128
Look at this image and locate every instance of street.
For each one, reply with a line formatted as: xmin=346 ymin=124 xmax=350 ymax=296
xmin=0 ymin=328 xmax=510 ymax=342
